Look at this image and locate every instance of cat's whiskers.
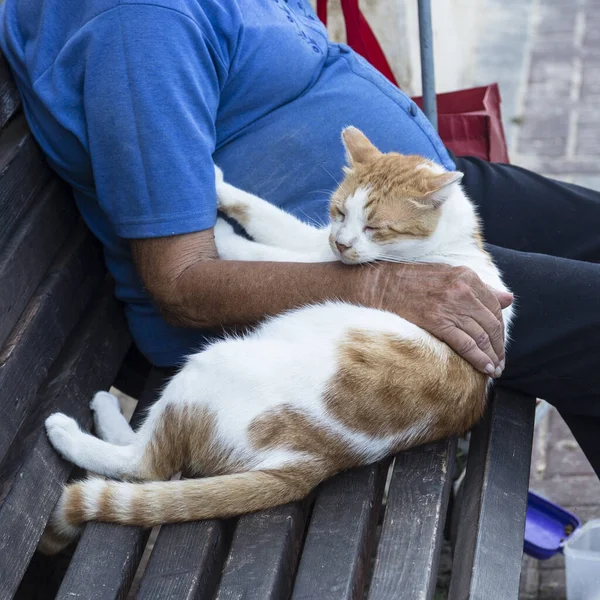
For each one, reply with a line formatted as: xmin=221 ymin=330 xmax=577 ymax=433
xmin=296 ymin=208 xmax=327 ymax=228
xmin=352 ymin=259 xmax=380 ymax=270
xmin=306 ymin=188 xmax=336 ymax=197
xmin=319 ymin=164 xmax=341 ymax=188
xmin=375 ymin=254 xmax=424 ymax=265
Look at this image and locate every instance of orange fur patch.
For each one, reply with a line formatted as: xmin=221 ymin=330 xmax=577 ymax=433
xmin=332 ymin=128 xmax=472 ymax=244
xmin=63 ymin=482 xmax=86 ymax=526
xmin=140 ymin=404 xmax=241 ymax=480
xmin=330 ymin=154 xmax=446 ymax=241
xmin=248 ymin=405 xmax=359 ymax=474
xmin=325 ymin=329 xmax=487 ymax=447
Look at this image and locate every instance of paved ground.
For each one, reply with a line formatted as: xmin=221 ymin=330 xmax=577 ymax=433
xmin=520 ymin=408 xmax=600 ymax=599
xmin=512 ymin=0 xmax=600 ymax=192
xmin=473 ymin=0 xmax=600 ymax=597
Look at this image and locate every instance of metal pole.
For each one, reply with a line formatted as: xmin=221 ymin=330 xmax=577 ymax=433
xmin=417 ymin=0 xmax=438 ymax=131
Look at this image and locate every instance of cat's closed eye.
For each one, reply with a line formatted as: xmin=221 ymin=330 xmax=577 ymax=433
xmin=331 ymin=206 xmax=345 ymax=219
xmin=389 ymin=226 xmax=414 ymax=236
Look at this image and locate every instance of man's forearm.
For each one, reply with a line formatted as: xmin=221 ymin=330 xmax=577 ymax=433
xmin=131 ymin=230 xmax=510 ymax=374
xmin=167 ymin=259 xmax=374 ymax=328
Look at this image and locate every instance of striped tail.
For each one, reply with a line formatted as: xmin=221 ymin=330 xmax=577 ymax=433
xmin=38 ymin=467 xmax=321 ymax=555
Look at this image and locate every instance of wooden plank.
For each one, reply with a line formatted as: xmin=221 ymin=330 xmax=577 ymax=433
xmin=0 ymin=224 xmax=105 ymax=463
xmin=137 ymin=519 xmax=232 ymax=600
xmin=216 ymin=501 xmax=309 ymax=600
xmin=0 ymin=113 xmax=52 ymax=245
xmin=0 ymin=55 xmax=21 ymax=129
xmin=448 ymin=390 xmax=535 ymax=600
xmin=0 ymin=179 xmax=78 ymax=347
xmin=291 ymin=462 xmax=388 ymax=600
xmin=57 ymin=523 xmax=151 ymax=600
xmin=0 ymin=282 xmax=131 ymax=600
xmin=56 ymin=369 xmax=172 ymax=600
xmin=368 ymin=437 xmax=457 ymax=600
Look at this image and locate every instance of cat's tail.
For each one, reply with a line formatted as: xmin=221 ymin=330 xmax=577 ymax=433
xmin=38 ymin=466 xmax=322 ymax=554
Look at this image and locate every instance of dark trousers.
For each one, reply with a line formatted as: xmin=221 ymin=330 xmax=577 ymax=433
xmin=455 ymin=156 xmax=600 ymax=476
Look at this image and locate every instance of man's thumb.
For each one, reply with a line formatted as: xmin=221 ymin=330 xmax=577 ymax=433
xmin=495 ymin=290 xmax=514 ymax=309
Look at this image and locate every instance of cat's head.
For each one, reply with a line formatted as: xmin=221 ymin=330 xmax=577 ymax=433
xmin=329 ymin=127 xmax=464 ymax=264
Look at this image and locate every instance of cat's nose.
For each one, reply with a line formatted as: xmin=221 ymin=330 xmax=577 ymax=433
xmin=335 ymin=241 xmax=352 ymax=254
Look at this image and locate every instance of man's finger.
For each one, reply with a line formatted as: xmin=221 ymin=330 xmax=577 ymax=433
xmin=440 ymin=327 xmax=498 ymax=376
xmin=472 ymin=305 xmax=505 ymax=367
xmin=475 ymin=284 xmax=504 ymax=321
xmin=462 ymin=317 xmax=500 ymax=368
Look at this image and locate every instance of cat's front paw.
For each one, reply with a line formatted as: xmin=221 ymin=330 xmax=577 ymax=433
xmin=45 ymin=413 xmax=81 ymax=461
xmin=213 ymin=218 xmax=236 ymax=239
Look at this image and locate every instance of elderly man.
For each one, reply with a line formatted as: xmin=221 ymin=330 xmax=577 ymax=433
xmin=1 ymin=0 xmax=598 ymax=472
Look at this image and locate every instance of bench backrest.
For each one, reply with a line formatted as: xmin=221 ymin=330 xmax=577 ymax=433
xmin=0 ymin=55 xmax=132 ymax=597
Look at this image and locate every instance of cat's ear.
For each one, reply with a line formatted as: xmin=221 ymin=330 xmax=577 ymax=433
xmin=420 ymin=171 xmax=464 ymax=208
xmin=342 ymin=127 xmax=382 ymax=167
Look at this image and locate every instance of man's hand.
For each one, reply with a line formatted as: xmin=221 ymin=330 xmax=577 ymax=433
xmin=365 ymin=262 xmax=513 ymax=377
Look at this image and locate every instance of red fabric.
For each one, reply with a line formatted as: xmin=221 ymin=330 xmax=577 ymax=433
xmin=316 ymin=0 xmax=328 ymax=26
xmin=316 ymin=1 xmax=510 ymax=162
xmin=413 ymin=84 xmax=510 ymax=163
xmin=316 ymin=0 xmax=397 ymax=85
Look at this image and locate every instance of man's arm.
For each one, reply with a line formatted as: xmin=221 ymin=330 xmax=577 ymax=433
xmin=131 ymin=229 xmax=512 ymax=377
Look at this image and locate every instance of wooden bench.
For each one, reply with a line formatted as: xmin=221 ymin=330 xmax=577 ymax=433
xmin=0 ymin=58 xmax=536 ymax=600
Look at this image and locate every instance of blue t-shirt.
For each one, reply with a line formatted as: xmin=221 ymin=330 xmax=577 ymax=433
xmin=0 ymin=0 xmax=454 ymax=367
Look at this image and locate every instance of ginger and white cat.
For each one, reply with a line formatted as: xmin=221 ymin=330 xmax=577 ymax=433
xmin=40 ymin=127 xmax=512 ymax=553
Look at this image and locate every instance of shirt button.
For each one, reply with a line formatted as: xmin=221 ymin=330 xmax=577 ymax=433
xmin=409 ymin=102 xmax=418 ymax=117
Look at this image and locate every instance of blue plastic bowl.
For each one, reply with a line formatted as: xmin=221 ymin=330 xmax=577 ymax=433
xmin=524 ymin=491 xmax=582 ymax=560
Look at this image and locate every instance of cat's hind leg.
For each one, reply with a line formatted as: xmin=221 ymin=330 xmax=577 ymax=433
xmin=90 ymin=391 xmax=136 ymax=446
xmin=215 ymin=172 xmax=332 ymax=254
xmin=45 ymin=413 xmax=145 ymax=480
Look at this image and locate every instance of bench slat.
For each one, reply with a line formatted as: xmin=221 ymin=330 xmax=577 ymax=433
xmin=137 ymin=520 xmax=231 ymax=600
xmin=216 ymin=502 xmax=309 ymax=600
xmin=368 ymin=437 xmax=456 ymax=600
xmin=57 ymin=370 xmax=169 ymax=600
xmin=448 ymin=390 xmax=535 ymax=600
xmin=0 ymin=224 xmax=104 ymax=464
xmin=0 ymin=56 xmax=21 ymax=130
xmin=58 ymin=524 xmax=151 ymax=600
xmin=0 ymin=114 xmax=52 ymax=245
xmin=0 ymin=179 xmax=78 ymax=348
xmin=0 ymin=282 xmax=130 ymax=600
xmin=291 ymin=462 xmax=388 ymax=600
